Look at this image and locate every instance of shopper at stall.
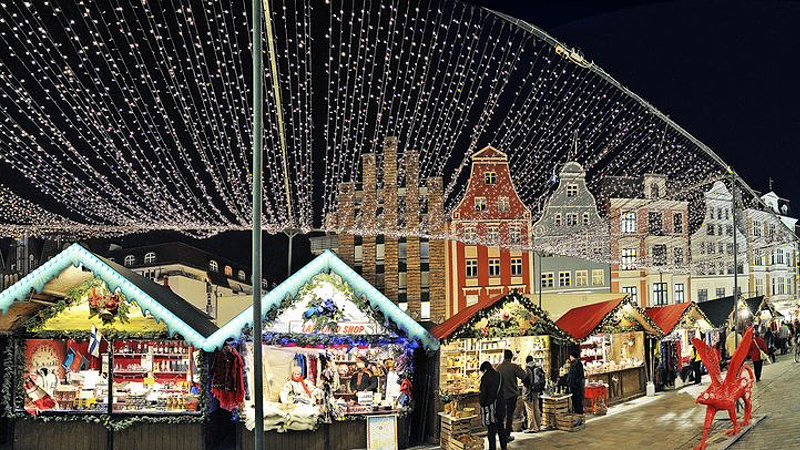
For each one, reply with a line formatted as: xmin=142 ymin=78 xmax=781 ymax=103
xmin=522 ymin=355 xmax=543 ymax=433
xmin=690 ymin=344 xmax=703 ymax=385
xmin=280 ymin=365 xmax=318 ymax=404
xmin=566 ymin=348 xmax=585 ymax=427
xmin=497 ymin=349 xmax=526 ymax=442
xmin=349 ymin=357 xmax=378 ymax=393
xmin=479 ymin=361 xmax=507 ymax=450
xmin=749 ymin=332 xmax=768 ymax=382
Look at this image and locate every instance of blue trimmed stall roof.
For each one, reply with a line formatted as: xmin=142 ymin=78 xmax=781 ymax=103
xmin=0 ymin=243 xmax=218 ymax=350
xmin=207 ymin=250 xmax=439 ymax=352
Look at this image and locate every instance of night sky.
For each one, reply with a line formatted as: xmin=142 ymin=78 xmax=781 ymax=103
xmin=85 ymin=1 xmax=800 ymax=284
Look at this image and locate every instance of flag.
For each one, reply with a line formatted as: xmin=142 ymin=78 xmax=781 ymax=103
xmin=89 ymin=324 xmax=102 ymax=358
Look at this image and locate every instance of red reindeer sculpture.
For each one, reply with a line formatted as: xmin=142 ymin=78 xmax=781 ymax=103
xmin=690 ymin=326 xmax=755 ymax=450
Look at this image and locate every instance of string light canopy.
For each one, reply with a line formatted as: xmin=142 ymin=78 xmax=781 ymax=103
xmin=0 ymin=0 xmax=792 ymax=264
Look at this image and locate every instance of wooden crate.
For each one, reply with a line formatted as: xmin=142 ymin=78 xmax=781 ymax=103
xmin=541 ymin=395 xmax=572 ymax=430
xmin=555 ymin=413 xmax=585 ymax=432
xmin=438 ymin=413 xmax=475 ymax=450
xmin=449 ymin=435 xmax=483 ymax=450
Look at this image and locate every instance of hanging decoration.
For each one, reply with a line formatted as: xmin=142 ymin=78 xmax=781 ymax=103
xmin=64 ymin=278 xmax=131 ymax=326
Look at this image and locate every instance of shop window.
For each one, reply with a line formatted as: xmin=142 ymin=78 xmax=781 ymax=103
xmin=143 ymin=252 xmax=156 ymax=265
xmin=566 ymin=183 xmax=578 ymax=197
xmin=620 ymin=248 xmax=637 ymax=270
xmin=558 ymin=271 xmax=571 ymax=288
xmin=484 ymin=172 xmax=497 ymax=185
xmin=209 ymin=260 xmax=219 ymax=272
xmin=124 ymin=255 xmax=135 ymax=267
xmin=673 ymin=213 xmax=683 ymax=233
xmin=488 ymin=259 xmax=501 ymax=277
xmin=653 ymin=282 xmax=668 ymax=306
xmin=675 ymin=284 xmax=685 ymax=303
xmin=621 ymin=212 xmax=636 ymax=233
xmin=576 ymin=270 xmax=588 ymax=287
xmin=623 ymin=286 xmax=638 ymax=305
xmin=541 ymin=272 xmax=554 ymax=289
xmin=510 ymin=258 xmax=523 ymax=276
xmin=465 ymin=260 xmax=478 ymax=278
xmin=592 ymin=269 xmax=604 ymax=286
xmin=498 ymin=196 xmax=510 ymax=213
xmin=474 ymin=197 xmax=486 ymax=212
xmin=698 ymin=289 xmax=708 ymax=302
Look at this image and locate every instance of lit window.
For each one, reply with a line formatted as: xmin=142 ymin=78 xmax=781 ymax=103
xmin=143 ymin=252 xmax=156 ymax=265
xmin=623 ymin=286 xmax=638 ymax=304
xmin=566 ymin=183 xmax=578 ymax=197
xmin=511 ymin=258 xmax=523 ymax=276
xmin=592 ymin=269 xmax=604 ymax=286
xmin=421 ymin=301 xmax=430 ymax=320
xmin=653 ymin=282 xmax=668 ymax=306
xmin=558 ymin=271 xmax=571 ymax=287
xmin=541 ymin=272 xmax=554 ymax=288
xmin=488 ymin=259 xmax=501 ymax=277
xmin=124 ymin=255 xmax=135 ymax=267
xmin=576 ymin=270 xmax=588 ymax=287
xmin=474 ymin=197 xmax=486 ymax=212
xmin=675 ymin=284 xmax=685 ymax=303
xmin=621 ymin=248 xmax=637 ymax=270
xmin=621 ymin=212 xmax=636 ymax=233
xmin=498 ymin=196 xmax=510 ymax=213
xmin=465 ymin=260 xmax=478 ymax=278
xmin=484 ymin=172 xmax=497 ymax=185
xmin=209 ymin=260 xmax=219 ymax=272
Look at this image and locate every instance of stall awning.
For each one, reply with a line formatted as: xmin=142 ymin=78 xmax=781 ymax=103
xmin=645 ymin=303 xmax=712 ymax=335
xmin=695 ymin=295 xmax=768 ymax=329
xmin=555 ymin=297 xmax=662 ymax=341
xmin=0 ymin=243 xmax=218 ymax=349
xmin=431 ymin=293 xmax=504 ymax=340
xmin=208 ymin=250 xmax=439 ymax=352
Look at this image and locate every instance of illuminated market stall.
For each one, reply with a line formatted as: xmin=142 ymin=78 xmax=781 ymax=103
xmin=555 ymin=297 xmax=662 ymax=405
xmin=203 ymin=251 xmax=438 ymax=450
xmin=645 ymin=303 xmax=713 ymax=390
xmin=0 ymin=244 xmax=218 ymax=450
xmin=431 ymin=291 xmax=574 ymax=441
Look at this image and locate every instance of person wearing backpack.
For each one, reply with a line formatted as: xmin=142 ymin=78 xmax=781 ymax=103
xmin=522 ymin=355 xmax=543 ymax=433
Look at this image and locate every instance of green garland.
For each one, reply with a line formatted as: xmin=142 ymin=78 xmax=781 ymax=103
xmin=588 ymin=298 xmax=664 ymax=337
xmin=64 ymin=277 xmax=131 ymax=325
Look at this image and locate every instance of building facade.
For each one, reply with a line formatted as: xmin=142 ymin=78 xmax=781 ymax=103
xmin=446 ymin=146 xmax=534 ymax=316
xmin=106 ymin=242 xmax=253 ymax=324
xmin=690 ymin=181 xmax=748 ymax=302
xmin=607 ymin=174 xmax=690 ymax=307
xmin=329 ymin=137 xmax=447 ymax=322
xmin=1 ymin=237 xmax=65 ymax=290
xmin=532 ymin=161 xmax=611 ymax=294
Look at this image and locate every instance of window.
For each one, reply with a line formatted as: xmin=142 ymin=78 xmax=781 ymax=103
xmin=698 ymin=289 xmax=708 ymax=302
xmin=725 ymin=208 xmax=730 ymax=220
xmin=498 ymin=196 xmax=510 ymax=213
xmin=465 ymin=260 xmax=478 ymax=278
xmin=769 ymin=224 xmax=776 ymax=241
xmin=673 ymin=213 xmax=683 ymax=233
xmin=124 ymin=255 xmax=135 ymax=267
xmin=566 ymin=183 xmax=578 ymax=197
xmin=754 ymin=248 xmax=763 ymax=266
xmin=753 ymin=221 xmax=761 ymax=237
xmin=576 ymin=270 xmax=588 ymax=287
xmin=566 ymin=213 xmax=578 ymax=226
xmin=487 ymin=226 xmax=500 ymax=243
xmin=559 ymin=271 xmax=571 ymax=288
xmin=648 ymin=212 xmax=664 ymax=235
xmin=484 ymin=172 xmax=497 ymax=185
xmin=775 ymin=277 xmax=786 ymax=295
xmin=511 ymin=258 xmax=523 ymax=276
xmin=718 ymin=242 xmax=724 ymax=254
xmin=621 ymin=212 xmax=637 ymax=233
xmin=582 ymin=212 xmax=590 ymax=226
xmin=651 ymin=183 xmax=660 ymax=198
xmin=421 ymin=301 xmax=430 ymax=320
xmin=592 ymin=269 xmax=604 ymax=286
xmin=707 ymin=224 xmax=715 ymax=236
xmin=726 ymin=225 xmax=733 ymax=236
xmin=715 ymin=287 xmax=726 ymax=299
xmin=675 ymin=284 xmax=685 ymax=303
xmin=463 ymin=226 xmax=477 ymax=242
xmin=776 ymin=248 xmax=785 ymax=265
xmin=707 ymin=243 xmax=715 ymax=254
xmin=755 ymin=278 xmax=764 ymax=296
xmin=621 ymin=248 xmax=637 ymax=270
xmin=554 ymin=214 xmax=562 ymax=226
xmin=509 ymin=226 xmax=521 ymax=244
xmin=541 ymin=272 xmax=554 ymax=288
xmin=674 ymin=247 xmax=684 ymax=266
xmin=224 ymin=266 xmax=233 ymax=277
xmin=238 ymin=270 xmax=246 ymax=281
xmin=623 ymin=286 xmax=638 ymax=305
xmin=652 ymin=244 xmax=667 ymax=266
xmin=488 ymin=259 xmax=501 ymax=277
xmin=474 ymin=197 xmax=486 ymax=212
xmin=209 ymin=260 xmax=219 ymax=272
xmin=143 ymin=252 xmax=156 ymax=264
xmin=653 ymin=282 xmax=668 ymax=306
xmin=727 ymin=243 xmax=734 ymax=255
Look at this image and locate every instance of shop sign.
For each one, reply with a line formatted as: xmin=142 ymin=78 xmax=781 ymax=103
xmin=288 ymin=320 xmax=383 ymax=335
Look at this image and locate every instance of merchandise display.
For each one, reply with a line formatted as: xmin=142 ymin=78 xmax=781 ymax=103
xmin=580 ymin=332 xmax=644 ymax=376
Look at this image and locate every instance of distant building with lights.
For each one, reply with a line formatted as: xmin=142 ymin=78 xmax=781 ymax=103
xmin=446 ymin=146 xmax=535 ymax=315
xmin=1 ymin=237 xmax=65 ymax=291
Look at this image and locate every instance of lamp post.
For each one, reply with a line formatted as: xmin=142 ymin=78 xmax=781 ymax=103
xmin=730 ymin=168 xmax=740 ymax=350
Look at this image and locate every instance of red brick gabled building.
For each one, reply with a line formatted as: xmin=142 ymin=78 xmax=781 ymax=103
xmin=446 ymin=146 xmax=535 ymax=317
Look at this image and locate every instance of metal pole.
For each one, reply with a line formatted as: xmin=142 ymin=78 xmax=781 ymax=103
xmin=286 ymin=231 xmax=296 ymax=278
xmin=538 ymin=251 xmax=543 ymax=309
xmin=730 ymin=169 xmax=739 ymax=350
xmin=251 ymin=0 xmax=265 ymax=446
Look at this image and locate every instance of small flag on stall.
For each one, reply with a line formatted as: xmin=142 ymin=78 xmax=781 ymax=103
xmin=89 ymin=325 xmax=102 ymax=358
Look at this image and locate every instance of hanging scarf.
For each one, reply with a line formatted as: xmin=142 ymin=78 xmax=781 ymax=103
xmin=210 ymin=345 xmax=245 ymax=411
xmin=292 ymin=374 xmax=312 ymax=396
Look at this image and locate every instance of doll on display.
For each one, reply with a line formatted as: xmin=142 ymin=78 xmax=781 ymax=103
xmin=280 ymin=365 xmax=319 ymax=405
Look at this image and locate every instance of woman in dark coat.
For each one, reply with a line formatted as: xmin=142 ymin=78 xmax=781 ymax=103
xmin=566 ymin=347 xmax=585 ymax=426
xmin=479 ymin=361 xmax=507 ymax=450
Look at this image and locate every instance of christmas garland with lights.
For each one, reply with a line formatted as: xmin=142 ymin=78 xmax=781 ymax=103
xmin=585 ymin=298 xmax=664 ymax=337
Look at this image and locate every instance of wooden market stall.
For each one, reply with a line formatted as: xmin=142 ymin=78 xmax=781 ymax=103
xmin=431 ymin=291 xmax=574 ymax=441
xmin=645 ymin=303 xmax=713 ymax=390
xmin=0 ymin=244 xmax=218 ymax=450
xmin=201 ymin=250 xmax=439 ymax=450
xmin=555 ymin=297 xmax=662 ymax=405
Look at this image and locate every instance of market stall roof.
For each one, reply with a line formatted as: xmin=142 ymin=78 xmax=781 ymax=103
xmin=528 ymin=292 xmax=625 ymax=321
xmin=0 ymin=243 xmax=218 ymax=348
xmin=645 ymin=303 xmax=712 ymax=335
xmin=555 ymin=296 xmax=662 ymax=341
xmin=431 ymin=290 xmax=573 ymax=342
xmin=744 ymin=296 xmax=783 ymax=319
xmin=694 ymin=295 xmax=770 ymax=329
xmin=208 ymin=250 xmax=439 ymax=351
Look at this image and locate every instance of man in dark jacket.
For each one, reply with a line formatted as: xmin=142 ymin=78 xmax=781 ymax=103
xmin=496 ymin=349 xmax=527 ymax=442
xmin=566 ymin=347 xmax=585 ymax=426
xmin=479 ymin=361 xmax=507 ymax=450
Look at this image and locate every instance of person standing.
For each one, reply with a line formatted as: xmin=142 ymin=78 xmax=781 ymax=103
xmin=522 ymin=355 xmax=543 ymax=433
xmin=749 ymin=332 xmax=768 ymax=382
xmin=496 ymin=349 xmax=527 ymax=442
xmin=566 ymin=348 xmax=585 ymax=427
xmin=479 ymin=361 xmax=507 ymax=450
xmin=690 ymin=344 xmax=703 ymax=384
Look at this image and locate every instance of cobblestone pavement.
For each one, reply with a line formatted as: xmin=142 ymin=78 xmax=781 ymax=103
xmin=494 ymin=355 xmax=797 ymax=450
